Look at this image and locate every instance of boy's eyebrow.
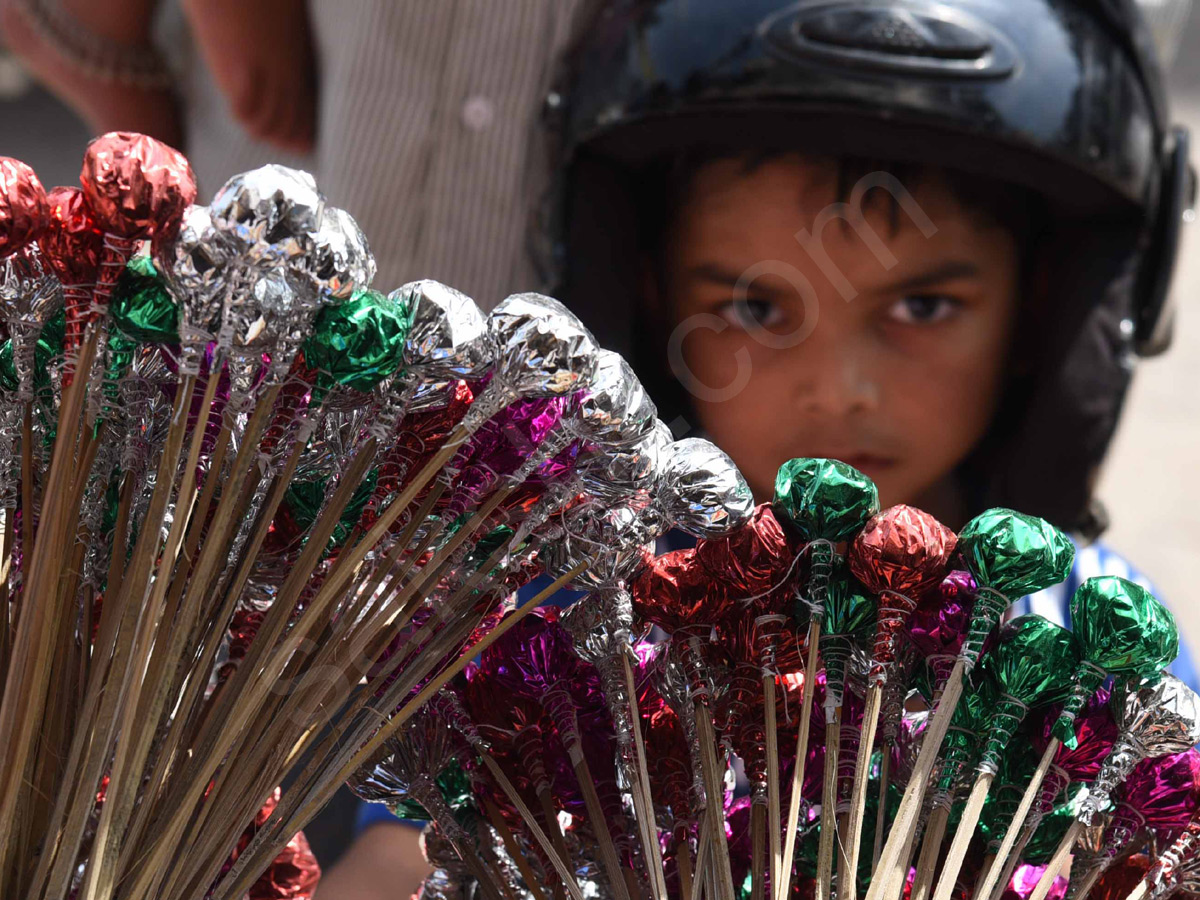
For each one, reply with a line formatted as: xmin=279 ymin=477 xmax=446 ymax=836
xmin=686 ymin=258 xmax=983 ymax=295
xmin=686 ymin=263 xmax=796 ymax=298
xmin=884 ymin=259 xmax=982 ymax=292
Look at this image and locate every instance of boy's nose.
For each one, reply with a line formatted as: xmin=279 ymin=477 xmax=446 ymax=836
xmin=787 ymin=332 xmax=880 ymax=418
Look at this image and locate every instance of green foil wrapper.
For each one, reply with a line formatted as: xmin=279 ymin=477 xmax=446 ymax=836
xmin=1024 ymin=785 xmax=1087 ymax=863
xmin=957 ymin=508 xmax=1075 ymax=598
xmin=934 ymin=685 xmax=989 ymax=803
xmin=390 ymin=761 xmax=473 ymax=821
xmin=43 ymin=307 xmax=65 ymax=350
xmin=111 ymin=255 xmax=178 ymax=343
xmin=979 ymin=781 xmax=1026 ymax=850
xmin=1052 ymin=575 xmax=1179 ymax=746
xmin=956 ymin=508 xmax=1074 ymax=671
xmin=820 ymin=560 xmax=877 ymax=710
xmin=975 ymin=615 xmax=1079 ymax=774
xmin=302 ymin=287 xmax=412 ymax=394
xmin=104 ymin=330 xmax=138 ymax=402
xmin=284 ymin=469 xmax=379 ymax=548
xmin=772 ymin=458 xmax=879 ymax=544
xmin=0 ymin=341 xmax=18 ymax=394
xmin=465 ymin=525 xmax=515 ymax=578
xmin=0 ymin=309 xmax=65 ymax=393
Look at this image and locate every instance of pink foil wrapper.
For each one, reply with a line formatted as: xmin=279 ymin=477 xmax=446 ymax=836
xmin=1119 ymin=748 xmax=1200 ymax=830
xmin=440 ymin=395 xmax=567 ymax=519
xmin=1004 ymin=864 xmax=1068 ymax=900
xmin=1032 ymin=685 xmax=1117 ymax=780
xmin=907 ymin=570 xmax=975 ymax=690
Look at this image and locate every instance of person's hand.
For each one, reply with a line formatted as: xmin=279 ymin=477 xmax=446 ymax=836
xmin=313 ymin=823 xmax=432 ymax=900
xmin=181 ymin=0 xmax=316 ymax=154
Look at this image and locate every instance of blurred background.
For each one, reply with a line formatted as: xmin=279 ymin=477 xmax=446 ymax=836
xmin=2 ymin=0 xmax=1199 ymax=870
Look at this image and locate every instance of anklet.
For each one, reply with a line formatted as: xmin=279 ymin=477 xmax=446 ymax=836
xmin=11 ymin=0 xmax=173 ymax=90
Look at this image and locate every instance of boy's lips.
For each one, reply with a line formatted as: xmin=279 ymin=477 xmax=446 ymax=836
xmin=804 ymin=451 xmax=898 ymax=472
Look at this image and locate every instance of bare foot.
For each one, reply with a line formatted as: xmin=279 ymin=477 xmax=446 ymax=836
xmin=0 ymin=0 xmax=183 ymax=147
xmin=181 ymin=0 xmax=316 ymax=154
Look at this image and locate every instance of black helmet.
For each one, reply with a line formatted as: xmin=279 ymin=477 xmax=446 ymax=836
xmin=545 ymin=0 xmax=1195 ymax=539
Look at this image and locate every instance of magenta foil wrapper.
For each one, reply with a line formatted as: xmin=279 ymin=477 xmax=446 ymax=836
xmin=441 ymin=395 xmax=567 ymax=519
xmin=907 ymin=570 xmax=975 ymax=688
xmin=1004 ymin=864 xmax=1068 ymax=900
xmin=1032 ymin=685 xmax=1117 ymax=780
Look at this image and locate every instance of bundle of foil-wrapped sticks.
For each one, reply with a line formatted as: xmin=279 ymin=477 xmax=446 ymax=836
xmin=0 ymin=134 xmax=1196 ymax=900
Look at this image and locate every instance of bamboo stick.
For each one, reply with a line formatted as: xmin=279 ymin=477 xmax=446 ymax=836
xmin=864 ymin=658 xmax=966 ymax=900
xmin=779 ymin=620 xmax=821 ymax=900
xmin=1026 ymin=821 xmax=1082 ymax=900
xmin=842 ymin=682 xmax=883 ymax=900
xmin=816 ymin=710 xmax=841 ymax=900
xmin=974 ymin=740 xmax=1059 ymax=900
xmin=930 ymin=771 xmax=995 ymax=900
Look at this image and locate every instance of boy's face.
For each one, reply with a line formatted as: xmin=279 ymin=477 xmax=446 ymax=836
xmin=656 ymin=155 xmax=1021 ymax=519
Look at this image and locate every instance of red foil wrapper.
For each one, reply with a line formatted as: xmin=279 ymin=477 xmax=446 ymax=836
xmin=363 ymin=380 xmax=474 ymax=534
xmin=717 ymin=613 xmax=806 ymax=678
xmin=1087 ymin=856 xmax=1150 ymax=900
xmin=848 ymin=505 xmax=957 ymax=596
xmin=79 ymin=134 xmax=196 ymax=363
xmin=634 ymin=506 xmax=804 ymax=633
xmin=40 ymin=186 xmax=102 ymax=286
xmin=631 ymin=546 xmax=734 ymax=632
xmin=0 ymin=157 xmax=49 ymax=256
xmin=848 ymin=505 xmax=956 ymax=683
xmin=41 ymin=185 xmax=103 ymax=374
xmin=79 ymin=132 xmax=196 ymax=240
xmin=695 ymin=504 xmax=798 ymax=608
xmin=247 ymin=830 xmax=321 ymax=900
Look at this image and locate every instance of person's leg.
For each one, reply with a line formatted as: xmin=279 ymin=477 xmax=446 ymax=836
xmin=179 ymin=0 xmax=316 ymax=154
xmin=313 ymin=823 xmax=431 ymax=900
xmin=0 ymin=0 xmax=183 ymax=146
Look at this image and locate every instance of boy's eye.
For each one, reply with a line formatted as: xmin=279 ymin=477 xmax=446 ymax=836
xmin=716 ymin=298 xmax=785 ymax=330
xmin=887 ymin=294 xmax=962 ymax=325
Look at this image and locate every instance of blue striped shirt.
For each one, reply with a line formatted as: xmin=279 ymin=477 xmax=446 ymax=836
xmin=1007 ymin=539 xmax=1199 ymax=690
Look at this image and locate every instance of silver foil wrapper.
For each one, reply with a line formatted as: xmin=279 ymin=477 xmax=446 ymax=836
xmin=1 ymin=246 xmax=62 ymax=400
xmin=417 ymin=826 xmax=473 ymax=900
xmin=486 ymin=292 xmax=598 ymax=398
xmin=208 ymin=165 xmax=325 ymax=266
xmin=1146 ymin=819 xmax=1200 ymax=898
xmin=394 ymin=280 xmax=494 ymax=382
xmin=657 ymin=437 xmax=755 ymax=538
xmin=540 ymin=497 xmax=658 ymax=590
xmin=304 ymin=206 xmax=375 ymax=303
xmin=251 ymin=270 xmax=320 ymax=386
xmin=571 ymin=349 xmax=657 ymax=447
xmin=157 ymin=205 xmax=230 ymax=372
xmin=577 ymin=417 xmax=669 ymax=506
xmin=1080 ymin=674 xmax=1200 ymax=824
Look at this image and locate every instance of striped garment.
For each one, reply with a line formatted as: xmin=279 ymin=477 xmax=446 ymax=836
xmin=161 ymin=0 xmax=592 ymax=308
xmin=1007 ymin=539 xmax=1199 ymax=689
